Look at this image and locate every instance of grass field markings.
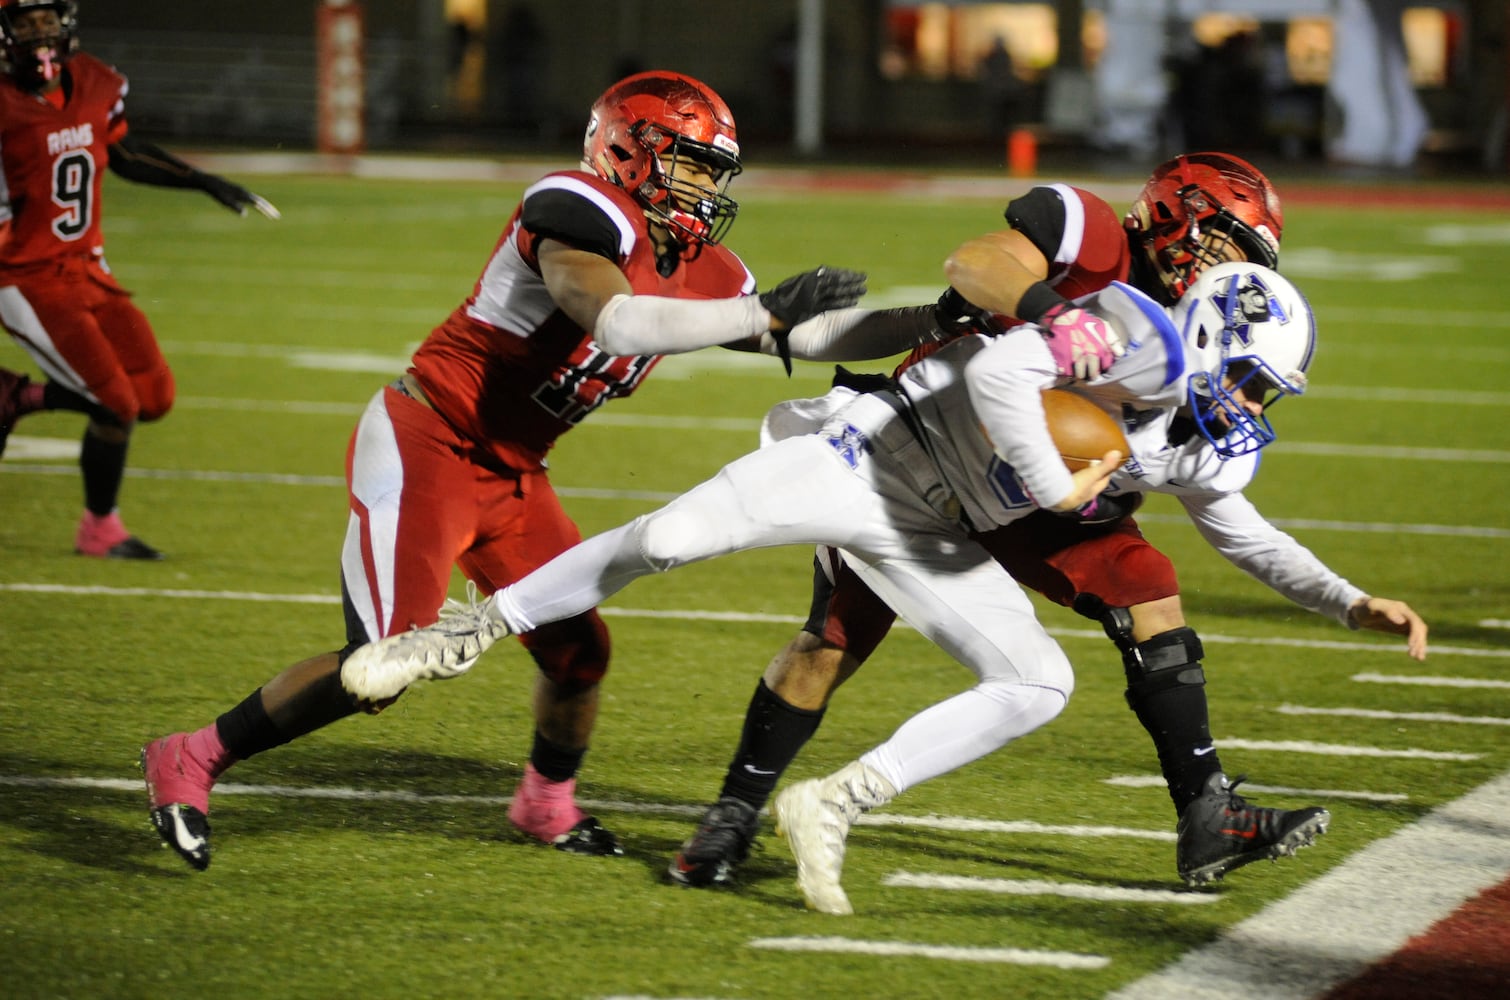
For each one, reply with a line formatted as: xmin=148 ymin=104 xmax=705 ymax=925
xmin=0 ymin=463 xmax=350 ymax=487
xmin=1103 ymin=775 xmax=1409 ymax=804
xmin=1105 ymin=768 xmax=1510 ymax=1000
xmin=1269 ymin=441 xmax=1510 ymax=463
xmin=747 ymin=936 xmax=1110 ymax=969
xmin=2 ymin=583 xmax=1506 ymax=662
xmin=3 ymin=435 xmax=81 ymax=460
xmin=1214 ymin=738 xmax=1480 ymax=761
xmin=180 ymin=396 xmax=368 ymax=415
xmin=5 ymin=462 xmax=1509 ymax=544
xmin=1480 ymin=619 xmax=1510 ymax=630
xmin=1276 ymin=704 xmax=1510 ymax=726
xmin=857 ymin=813 xmax=1175 ymax=841
xmin=1137 ymin=512 xmax=1510 ymax=540
xmin=881 ymin=871 xmax=1219 ymax=904
xmin=1305 ymin=385 xmax=1510 ymax=406
xmin=1353 ymin=671 xmax=1510 ymax=689
xmin=0 ymin=775 xmax=1173 ymax=842
xmin=1324 ymin=306 xmax=1510 ymax=330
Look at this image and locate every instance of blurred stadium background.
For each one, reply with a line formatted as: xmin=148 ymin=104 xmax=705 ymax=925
xmin=89 ymin=1 xmax=1509 ymax=176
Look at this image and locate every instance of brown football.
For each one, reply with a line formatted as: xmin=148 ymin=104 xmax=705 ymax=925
xmin=1042 ymin=388 xmax=1129 ymax=471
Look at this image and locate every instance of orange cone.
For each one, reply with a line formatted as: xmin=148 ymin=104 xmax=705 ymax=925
xmin=1007 ymin=128 xmax=1037 ymax=177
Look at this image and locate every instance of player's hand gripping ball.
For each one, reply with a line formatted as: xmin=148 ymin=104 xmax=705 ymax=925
xmin=1041 ymin=389 xmax=1129 ymax=471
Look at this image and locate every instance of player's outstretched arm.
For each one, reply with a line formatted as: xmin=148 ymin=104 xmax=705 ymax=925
xmin=1348 ymin=596 xmax=1429 ymax=660
xmin=107 ymin=134 xmax=279 ymax=218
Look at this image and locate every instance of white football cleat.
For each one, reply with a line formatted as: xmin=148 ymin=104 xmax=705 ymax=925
xmin=772 ymin=761 xmax=896 ymax=916
xmin=340 ymin=592 xmax=511 ymax=702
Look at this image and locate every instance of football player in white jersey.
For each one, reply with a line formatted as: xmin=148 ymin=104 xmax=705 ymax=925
xmin=337 ymin=262 xmax=1405 ymax=914
xmin=672 ymin=154 xmax=1419 ymax=893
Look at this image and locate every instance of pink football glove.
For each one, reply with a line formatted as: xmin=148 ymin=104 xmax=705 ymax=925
xmin=1040 ymin=303 xmax=1125 ymax=380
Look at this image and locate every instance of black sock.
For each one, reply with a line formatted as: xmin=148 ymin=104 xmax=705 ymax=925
xmin=215 ymin=688 xmax=292 ymax=761
xmin=530 ymin=731 xmax=585 ymax=782
xmin=79 ymin=430 xmax=129 ymax=517
xmin=719 ymin=679 xmax=826 ymax=809
xmin=1127 ymin=684 xmax=1223 ymax=814
xmin=42 ymin=382 xmax=92 ymax=414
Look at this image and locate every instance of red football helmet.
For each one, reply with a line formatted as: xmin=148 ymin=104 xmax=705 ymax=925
xmin=582 ymin=70 xmax=742 ymax=252
xmin=0 ymin=0 xmax=77 ymax=89
xmin=1124 ymin=152 xmax=1283 ymax=305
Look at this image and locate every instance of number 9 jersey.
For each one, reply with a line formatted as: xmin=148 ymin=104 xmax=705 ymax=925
xmin=0 ymin=51 xmax=126 ymax=270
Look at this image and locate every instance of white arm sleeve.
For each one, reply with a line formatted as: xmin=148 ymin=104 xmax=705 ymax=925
xmin=592 ymin=292 xmax=772 ymax=355
xmin=755 ymin=306 xmax=940 ymax=362
xmin=1180 ymin=491 xmax=1367 ymax=626
xmin=964 ymin=329 xmax=1074 ymax=509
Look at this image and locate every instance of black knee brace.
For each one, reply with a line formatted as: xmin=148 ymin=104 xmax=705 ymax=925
xmin=1072 ymin=593 xmax=1206 ymax=701
xmin=1119 ymin=627 xmax=1207 ymax=707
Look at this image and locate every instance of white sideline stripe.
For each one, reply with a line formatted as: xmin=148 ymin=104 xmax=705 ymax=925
xmin=1103 ymin=775 xmax=1408 ymax=804
xmin=1480 ymin=618 xmax=1510 ymax=629
xmin=1106 ymin=769 xmax=1510 ymax=1000
xmin=0 ymin=774 xmax=1171 ymax=843
xmin=1353 ymin=671 xmax=1510 ymax=689
xmin=1277 ymin=703 xmax=1510 ymax=726
xmin=1216 ymin=738 xmax=1480 ymax=761
xmin=882 ymin=872 xmax=1217 ymax=905
xmin=1 ymin=582 xmax=1505 ymax=660
xmin=1 ymin=461 xmax=1507 ymax=540
xmin=747 ymin=936 xmax=1109 ymax=970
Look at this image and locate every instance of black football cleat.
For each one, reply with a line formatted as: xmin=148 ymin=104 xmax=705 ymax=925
xmin=551 ymin=816 xmax=624 ymax=856
xmin=1177 ymin=773 xmax=1329 ymax=885
xmin=668 ymin=796 xmax=761 ymax=887
xmin=103 ymin=536 xmax=166 ymax=560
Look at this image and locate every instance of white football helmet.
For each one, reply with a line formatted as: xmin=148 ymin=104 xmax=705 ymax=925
xmin=1175 ymin=261 xmax=1315 ymax=458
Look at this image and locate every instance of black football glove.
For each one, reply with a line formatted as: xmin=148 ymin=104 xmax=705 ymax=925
xmin=198 ymin=173 xmax=281 ymax=219
xmin=759 ymin=266 xmax=868 ymax=374
xmin=933 ymin=286 xmax=1003 ymax=337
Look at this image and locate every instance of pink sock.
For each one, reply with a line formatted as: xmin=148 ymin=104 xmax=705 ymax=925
xmin=184 ymin=724 xmax=237 ymax=779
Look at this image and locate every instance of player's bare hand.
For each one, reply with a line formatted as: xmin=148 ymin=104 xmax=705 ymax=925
xmin=1349 ymin=596 xmax=1428 ymax=660
xmin=1050 ymin=450 xmax=1123 ymax=512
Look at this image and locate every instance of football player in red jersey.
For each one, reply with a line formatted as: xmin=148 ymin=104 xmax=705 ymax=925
xmin=671 ymin=152 xmax=1420 ymax=891
xmin=0 ymin=0 xmax=277 ymax=557
xmin=138 ymin=69 xmax=883 ymax=871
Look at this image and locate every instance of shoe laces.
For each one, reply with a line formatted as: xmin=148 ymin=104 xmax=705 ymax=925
xmin=439 ymin=580 xmax=510 ymax=640
xmin=693 ymin=798 xmax=759 ymax=855
xmin=1218 ymin=773 xmax=1252 ymax=808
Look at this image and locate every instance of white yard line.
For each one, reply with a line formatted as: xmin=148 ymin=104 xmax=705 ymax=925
xmin=1 ymin=581 xmax=1503 ymax=660
xmin=0 ymin=774 xmax=1168 ymax=844
xmin=747 ymin=935 xmax=1110 ymax=969
xmin=1213 ymin=739 xmax=1480 ymax=761
xmin=1277 ymin=703 xmax=1510 ymax=726
xmin=1103 ymin=775 xmax=1408 ymax=804
xmin=1353 ymin=671 xmax=1510 ymax=689
xmin=1105 ymin=769 xmax=1510 ymax=1000
xmin=18 ymin=574 xmax=1481 ymax=666
xmin=882 ymin=872 xmax=1217 ymax=905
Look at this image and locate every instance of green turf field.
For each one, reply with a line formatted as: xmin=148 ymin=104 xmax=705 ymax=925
xmin=1 ymin=168 xmax=1507 ymax=1000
